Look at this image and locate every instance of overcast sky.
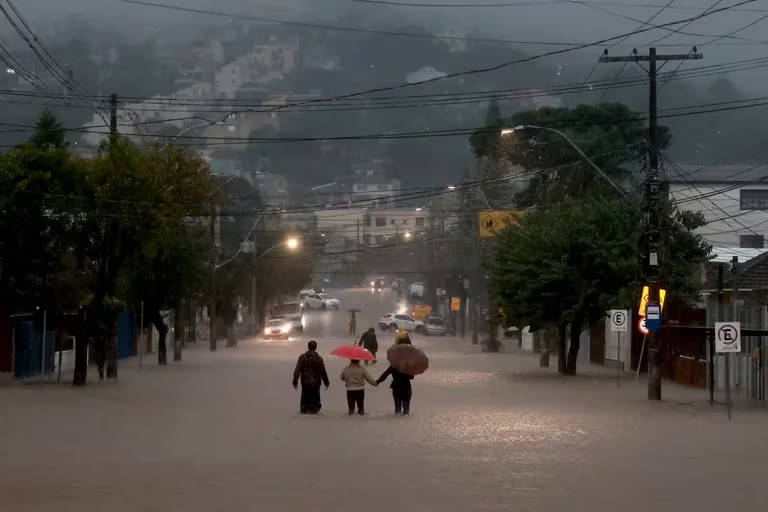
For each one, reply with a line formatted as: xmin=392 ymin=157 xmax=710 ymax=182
xmin=9 ymin=0 xmax=768 ymax=88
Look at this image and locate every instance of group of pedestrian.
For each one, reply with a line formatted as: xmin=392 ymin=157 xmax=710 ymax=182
xmin=292 ymin=330 xmax=415 ymax=416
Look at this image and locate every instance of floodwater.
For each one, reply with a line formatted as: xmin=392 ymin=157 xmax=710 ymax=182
xmin=1 ymin=289 xmax=766 ymax=511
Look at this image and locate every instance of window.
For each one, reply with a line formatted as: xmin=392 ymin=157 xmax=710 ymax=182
xmin=740 ymin=234 xmax=765 ymax=249
xmin=401 ymin=219 xmax=408 ymax=225
xmin=363 ymin=234 xmax=371 ymax=245
xmin=390 ymin=219 xmax=396 ymax=225
xmin=415 ymin=217 xmax=425 ymax=227
xmin=364 ymin=215 xmax=371 ymax=227
xmin=375 ymin=235 xmax=384 ymax=245
xmin=375 ymin=217 xmax=385 ymax=227
xmin=740 ymin=189 xmax=768 ymax=210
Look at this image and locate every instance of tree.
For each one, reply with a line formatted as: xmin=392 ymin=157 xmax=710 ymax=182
xmin=29 ymin=109 xmax=67 ymax=148
xmin=74 ymin=138 xmax=215 ymax=379
xmin=492 ymin=188 xmax=709 ymax=375
xmin=493 ymin=195 xmax=639 ymax=374
xmin=485 ymin=103 xmax=670 ymax=207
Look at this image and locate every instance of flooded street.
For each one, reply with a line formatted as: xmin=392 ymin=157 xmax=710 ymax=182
xmin=2 ymin=287 xmax=766 ymax=512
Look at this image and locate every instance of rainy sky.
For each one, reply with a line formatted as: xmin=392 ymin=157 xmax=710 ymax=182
xmin=9 ymin=1 xmax=768 ymax=89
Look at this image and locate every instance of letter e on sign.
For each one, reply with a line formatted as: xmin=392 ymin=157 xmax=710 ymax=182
xmin=715 ymin=322 xmax=741 ymax=353
xmin=610 ymin=309 xmax=628 ymax=332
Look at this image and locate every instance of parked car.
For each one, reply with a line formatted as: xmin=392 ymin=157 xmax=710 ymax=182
xmin=379 ymin=313 xmax=424 ymax=333
xmin=424 ymin=317 xmax=448 ymax=336
xmin=299 ymin=288 xmax=315 ymax=299
xmin=303 ymin=293 xmax=340 ymax=310
xmin=263 ymin=319 xmax=292 ymax=340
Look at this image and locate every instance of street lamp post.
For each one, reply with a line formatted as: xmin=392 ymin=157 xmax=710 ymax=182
xmin=501 ymin=125 xmax=630 ymax=202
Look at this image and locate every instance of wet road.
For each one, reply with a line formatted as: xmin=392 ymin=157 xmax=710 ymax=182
xmin=2 ymin=288 xmax=767 ymax=511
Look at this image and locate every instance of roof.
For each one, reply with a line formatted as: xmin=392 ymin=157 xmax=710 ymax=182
xmin=702 ymin=246 xmax=768 ymax=291
xmin=710 ymin=246 xmax=768 ymax=263
xmin=667 ymin=164 xmax=768 ymax=184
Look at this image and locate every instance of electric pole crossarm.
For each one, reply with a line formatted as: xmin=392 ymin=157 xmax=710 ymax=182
xmin=599 ymin=54 xmax=702 ymax=63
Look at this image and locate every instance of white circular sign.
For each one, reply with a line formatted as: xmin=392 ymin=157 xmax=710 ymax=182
xmin=612 ymin=311 xmax=627 ymax=328
xmin=638 ymin=316 xmax=649 ymax=335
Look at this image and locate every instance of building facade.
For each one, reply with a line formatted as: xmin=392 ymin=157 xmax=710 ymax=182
xmin=668 ymin=164 xmax=768 ymax=248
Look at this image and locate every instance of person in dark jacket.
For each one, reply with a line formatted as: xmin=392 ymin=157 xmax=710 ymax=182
xmin=358 ymin=327 xmax=378 ymax=365
xmin=377 ymin=365 xmax=414 ymax=415
xmin=292 ymin=340 xmax=330 ymax=414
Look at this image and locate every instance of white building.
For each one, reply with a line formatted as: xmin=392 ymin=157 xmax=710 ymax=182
xmin=668 ymin=164 xmax=768 ymax=248
xmin=405 ymin=66 xmax=447 ymax=84
xmin=214 ymin=41 xmax=298 ymax=99
xmin=362 ymin=208 xmax=430 ymax=247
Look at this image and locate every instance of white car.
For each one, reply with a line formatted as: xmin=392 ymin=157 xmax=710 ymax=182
xmin=378 ymin=313 xmax=424 ymax=333
xmin=263 ymin=319 xmax=291 ymax=340
xmin=303 ymin=293 xmax=340 ymax=310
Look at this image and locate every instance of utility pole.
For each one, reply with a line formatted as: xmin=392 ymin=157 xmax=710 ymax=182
xmin=109 ymin=93 xmax=118 ymax=139
xmin=600 ymin=47 xmax=702 ymax=400
xmin=209 ymin=196 xmax=217 ymax=352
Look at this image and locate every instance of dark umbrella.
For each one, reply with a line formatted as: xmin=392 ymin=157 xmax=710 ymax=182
xmin=386 ymin=344 xmax=429 ymax=376
xmin=347 ymin=308 xmax=362 ymax=313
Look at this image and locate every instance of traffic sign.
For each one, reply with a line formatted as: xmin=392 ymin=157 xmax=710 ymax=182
xmin=638 ymin=316 xmax=649 ymax=335
xmin=715 ymin=322 xmax=741 ymax=353
xmin=646 ymin=302 xmax=661 ymax=331
xmin=609 ymin=309 xmax=628 ymax=332
xmin=638 ymin=286 xmax=667 ymax=317
xmin=477 ymin=210 xmax=526 ymax=238
xmin=450 ymin=297 xmax=461 ymax=311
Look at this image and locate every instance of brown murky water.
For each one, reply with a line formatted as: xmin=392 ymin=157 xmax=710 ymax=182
xmin=1 ymin=336 xmax=765 ymax=512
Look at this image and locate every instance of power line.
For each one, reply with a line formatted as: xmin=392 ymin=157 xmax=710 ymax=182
xmin=109 ymin=0 xmax=757 ymax=117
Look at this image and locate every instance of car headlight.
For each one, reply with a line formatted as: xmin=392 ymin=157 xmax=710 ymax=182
xmin=370 ymin=281 xmax=374 ymax=286
xmin=282 ymin=324 xmax=292 ymax=333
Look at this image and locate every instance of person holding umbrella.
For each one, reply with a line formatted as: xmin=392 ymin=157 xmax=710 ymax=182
xmin=292 ymin=340 xmax=330 ymax=415
xmin=378 ymin=336 xmax=429 ymax=416
xmin=340 ymin=359 xmax=378 ymax=415
xmin=376 ymin=364 xmax=414 ymax=416
xmin=331 ymin=344 xmax=377 ymax=415
xmin=358 ymin=327 xmax=378 ymax=366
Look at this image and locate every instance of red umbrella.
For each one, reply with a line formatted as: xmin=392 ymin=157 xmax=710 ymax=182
xmin=331 ymin=345 xmax=376 ymax=361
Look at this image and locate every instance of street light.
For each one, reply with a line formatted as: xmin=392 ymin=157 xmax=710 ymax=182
xmin=404 ymin=232 xmax=412 ymax=239
xmin=285 ymin=237 xmax=300 ymax=251
xmin=501 ymin=124 xmax=630 ymax=202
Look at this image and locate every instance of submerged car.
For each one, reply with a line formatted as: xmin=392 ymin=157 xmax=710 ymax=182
xmin=263 ymin=319 xmax=292 ymax=340
xmin=424 ymin=317 xmax=448 ymax=336
xmin=303 ymin=293 xmax=340 ymax=310
xmin=379 ymin=313 xmax=424 ymax=333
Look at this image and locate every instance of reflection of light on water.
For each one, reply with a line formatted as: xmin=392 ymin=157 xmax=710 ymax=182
xmin=417 ymin=410 xmax=595 ymax=464
xmin=422 ymin=370 xmax=498 ymax=384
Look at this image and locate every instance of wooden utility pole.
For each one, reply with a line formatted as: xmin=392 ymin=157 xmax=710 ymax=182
xmin=209 ymin=196 xmax=217 ymax=352
xmin=600 ymin=48 xmax=702 ymax=400
xmin=109 ymin=93 xmax=118 ymax=139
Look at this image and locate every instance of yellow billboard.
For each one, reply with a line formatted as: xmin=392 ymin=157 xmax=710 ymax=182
xmin=478 ymin=210 xmax=526 ymax=238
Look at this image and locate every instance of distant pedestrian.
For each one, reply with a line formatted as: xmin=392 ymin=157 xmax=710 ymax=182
xmin=358 ymin=327 xmax=378 ymax=365
xmin=377 ymin=365 xmax=414 ymax=416
xmin=292 ymin=340 xmax=330 ymax=415
xmin=348 ymin=311 xmax=357 ymax=337
xmin=395 ymin=327 xmax=411 ymax=345
xmin=340 ymin=359 xmax=378 ymax=415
